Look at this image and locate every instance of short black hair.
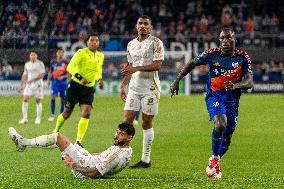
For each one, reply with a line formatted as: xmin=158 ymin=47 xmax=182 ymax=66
xmin=29 ymin=50 xmax=37 ymax=54
xmin=56 ymin=47 xmax=64 ymax=52
xmin=139 ymin=15 xmax=151 ymax=22
xmin=118 ymin=122 xmax=135 ymax=137
xmin=88 ymin=32 xmax=99 ymax=40
xmin=220 ymin=27 xmax=235 ymax=34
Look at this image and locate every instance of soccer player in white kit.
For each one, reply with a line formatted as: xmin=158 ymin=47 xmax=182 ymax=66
xmin=17 ymin=51 xmax=45 ymax=125
xmin=121 ymin=15 xmax=164 ymax=168
xmin=8 ymin=122 xmax=135 ymax=179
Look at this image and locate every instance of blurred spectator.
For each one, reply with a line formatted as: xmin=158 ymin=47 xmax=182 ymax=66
xmin=2 ymin=59 xmax=13 ymax=80
xmin=103 ymin=62 xmax=119 ymax=79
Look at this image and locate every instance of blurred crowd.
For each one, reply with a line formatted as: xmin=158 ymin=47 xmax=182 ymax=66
xmin=1 ymin=0 xmax=284 ymax=48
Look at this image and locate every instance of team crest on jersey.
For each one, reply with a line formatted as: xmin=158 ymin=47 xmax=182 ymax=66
xmin=79 ymin=158 xmax=85 ymax=165
xmin=148 ymin=98 xmax=154 ymax=105
xmin=213 ymin=102 xmax=219 ymax=107
xmin=232 ymin=62 xmax=239 ymax=68
xmin=213 ymin=62 xmax=220 ymax=67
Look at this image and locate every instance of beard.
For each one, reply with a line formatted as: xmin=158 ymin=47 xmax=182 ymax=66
xmin=113 ymin=138 xmax=126 ymax=146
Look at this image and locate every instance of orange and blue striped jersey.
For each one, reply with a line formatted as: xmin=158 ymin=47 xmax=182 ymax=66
xmin=50 ymin=59 xmax=68 ymax=85
xmin=194 ymin=48 xmax=253 ymax=103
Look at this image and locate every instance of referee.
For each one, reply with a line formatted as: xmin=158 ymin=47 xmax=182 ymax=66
xmin=53 ymin=33 xmax=104 ymax=146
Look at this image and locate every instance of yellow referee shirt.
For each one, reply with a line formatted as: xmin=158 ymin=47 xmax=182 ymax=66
xmin=67 ymin=48 xmax=104 ymax=87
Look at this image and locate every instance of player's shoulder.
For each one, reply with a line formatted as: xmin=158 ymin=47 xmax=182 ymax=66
xmin=96 ymin=50 xmax=104 ymax=58
xmin=75 ymin=47 xmax=88 ymax=55
xmin=204 ymin=48 xmax=221 ymax=54
xmin=127 ymin=38 xmax=137 ymax=47
xmin=233 ymin=49 xmax=249 ymax=57
xmin=50 ymin=59 xmax=56 ymax=64
xmin=150 ymin=35 xmax=163 ymax=43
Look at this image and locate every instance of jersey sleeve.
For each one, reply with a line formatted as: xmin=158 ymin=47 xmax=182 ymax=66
xmin=153 ymin=39 xmax=164 ymax=61
xmin=194 ymin=51 xmax=210 ymax=66
xmin=242 ymin=53 xmax=253 ymax=75
xmin=67 ymin=50 xmax=82 ymax=76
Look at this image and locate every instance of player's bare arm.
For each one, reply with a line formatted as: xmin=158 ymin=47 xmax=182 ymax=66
xmin=47 ymin=69 xmax=52 ymax=86
xmin=224 ymin=73 xmax=253 ymax=90
xmin=170 ymin=60 xmax=196 ymax=97
xmin=28 ymin=73 xmax=45 ymax=84
xmin=17 ymin=74 xmax=28 ymax=92
xmin=63 ymin=155 xmax=100 ymax=178
xmin=122 ymin=60 xmax=162 ymax=76
xmin=120 ymin=74 xmax=132 ymax=101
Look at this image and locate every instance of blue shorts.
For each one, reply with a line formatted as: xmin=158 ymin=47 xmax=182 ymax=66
xmin=51 ymin=83 xmax=67 ymax=97
xmin=206 ymin=96 xmax=239 ymax=135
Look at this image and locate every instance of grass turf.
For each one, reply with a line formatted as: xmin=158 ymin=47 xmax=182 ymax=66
xmin=0 ymin=94 xmax=283 ymax=188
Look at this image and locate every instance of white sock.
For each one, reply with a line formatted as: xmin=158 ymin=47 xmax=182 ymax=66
xmin=141 ymin=128 xmax=154 ymax=163
xmin=22 ymin=102 xmax=28 ymax=120
xmin=21 ymin=133 xmax=58 ymax=147
xmin=36 ymin=103 xmax=42 ymax=119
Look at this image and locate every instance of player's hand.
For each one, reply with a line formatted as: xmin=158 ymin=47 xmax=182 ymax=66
xmin=27 ymin=79 xmax=34 ymax=84
xmin=57 ymin=76 xmax=64 ymax=80
xmin=120 ymin=86 xmax=127 ymax=102
xmin=80 ymin=78 xmax=89 ymax=85
xmin=98 ymin=79 xmax=104 ymax=89
xmin=170 ymin=81 xmax=179 ymax=98
xmin=63 ymin=155 xmax=74 ymax=168
xmin=47 ymin=80 xmax=51 ymax=86
xmin=224 ymin=81 xmax=235 ymax=90
xmin=16 ymin=86 xmax=24 ymax=93
xmin=121 ymin=65 xmax=137 ymax=76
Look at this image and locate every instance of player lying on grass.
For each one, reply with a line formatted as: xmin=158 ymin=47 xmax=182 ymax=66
xmin=8 ymin=122 xmax=135 ymax=179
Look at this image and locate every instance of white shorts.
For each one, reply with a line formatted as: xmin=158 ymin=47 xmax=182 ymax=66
xmin=124 ymin=89 xmax=160 ymax=116
xmin=23 ymin=81 xmax=44 ymax=99
xmin=61 ymin=144 xmax=95 ymax=179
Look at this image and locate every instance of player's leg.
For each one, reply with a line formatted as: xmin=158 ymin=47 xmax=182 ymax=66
xmin=130 ymin=92 xmax=158 ymax=168
xmin=49 ymin=95 xmax=56 ymax=121
xmin=217 ymin=105 xmax=238 ymax=158
xmin=35 ymin=98 xmax=42 ymax=124
xmin=133 ymin=111 xmax=140 ymax=126
xmin=53 ymin=81 xmax=77 ymax=132
xmin=34 ymin=83 xmax=44 ymax=124
xmin=19 ymin=95 xmax=30 ymax=124
xmin=49 ymin=84 xmax=58 ymax=121
xmin=124 ymin=90 xmax=140 ymax=124
xmin=75 ymin=104 xmax=92 ymax=144
xmin=59 ymin=85 xmax=67 ymax=114
xmin=8 ymin=127 xmax=59 ymax=150
xmin=205 ymin=96 xmax=227 ymax=178
xmin=54 ymin=107 xmax=73 ymax=132
xmin=75 ymin=84 xmax=97 ymax=144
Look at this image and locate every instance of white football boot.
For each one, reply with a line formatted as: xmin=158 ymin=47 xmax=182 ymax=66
xmin=8 ymin=127 xmax=26 ymax=152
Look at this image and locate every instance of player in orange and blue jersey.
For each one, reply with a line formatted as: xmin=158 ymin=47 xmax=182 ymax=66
xmin=170 ymin=28 xmax=253 ymax=179
xmin=47 ymin=48 xmax=69 ymax=121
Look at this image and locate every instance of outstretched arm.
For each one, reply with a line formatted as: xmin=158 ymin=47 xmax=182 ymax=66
xmin=170 ymin=60 xmax=196 ymax=97
xmin=224 ymin=73 xmax=253 ymax=90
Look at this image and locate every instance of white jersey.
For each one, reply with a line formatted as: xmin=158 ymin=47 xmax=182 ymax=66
xmin=93 ymin=145 xmax=132 ymax=176
xmin=23 ymin=60 xmax=45 ymax=98
xmin=64 ymin=144 xmax=132 ymax=178
xmin=23 ymin=60 xmax=45 ymax=81
xmin=127 ymin=34 xmax=164 ymax=94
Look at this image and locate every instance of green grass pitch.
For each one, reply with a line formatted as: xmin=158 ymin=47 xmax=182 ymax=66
xmin=0 ymin=94 xmax=283 ymax=188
